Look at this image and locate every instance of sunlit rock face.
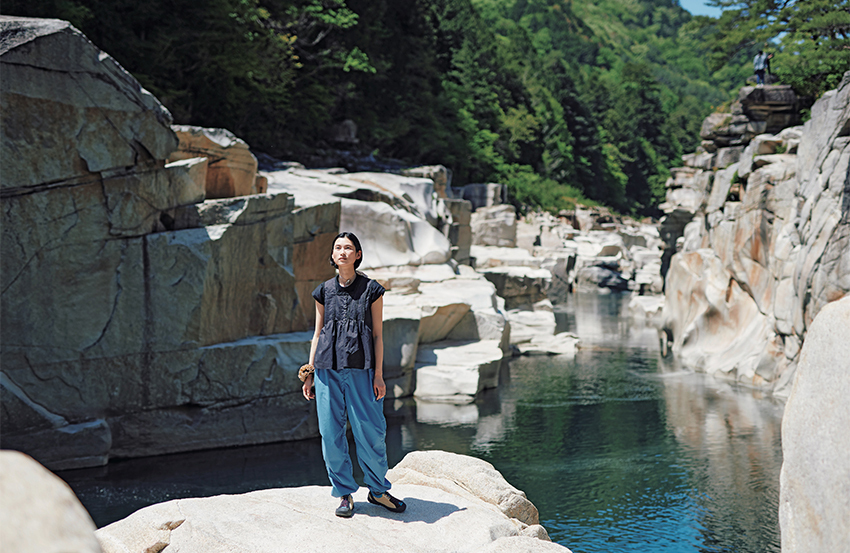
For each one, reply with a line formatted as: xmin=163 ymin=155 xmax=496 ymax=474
xmin=659 ymin=73 xmax=850 ymax=395
xmin=0 ymin=451 xmax=103 ymax=553
xmin=168 ymin=125 xmax=264 ymax=199
xmin=94 ymin=451 xmax=567 ymax=553
xmin=779 ymin=296 xmax=850 ymax=553
xmin=0 ymin=17 xmax=335 ymax=469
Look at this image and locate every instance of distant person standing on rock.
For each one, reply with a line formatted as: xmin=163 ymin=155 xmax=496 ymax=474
xmin=754 ymin=50 xmax=773 ymax=86
xmin=300 ymin=231 xmax=407 ymax=518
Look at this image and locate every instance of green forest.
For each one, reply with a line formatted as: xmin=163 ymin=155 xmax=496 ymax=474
xmin=4 ymin=0 xmax=849 ymax=215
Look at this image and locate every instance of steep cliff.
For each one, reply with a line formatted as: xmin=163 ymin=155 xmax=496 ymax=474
xmin=0 ymin=17 xmax=508 ymax=470
xmin=659 ymin=75 xmax=850 ymax=396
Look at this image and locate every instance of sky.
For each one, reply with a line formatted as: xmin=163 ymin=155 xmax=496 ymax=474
xmin=678 ymin=0 xmax=724 ymax=18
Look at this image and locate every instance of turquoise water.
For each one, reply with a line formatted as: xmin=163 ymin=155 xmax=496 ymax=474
xmin=58 ymin=293 xmax=783 ymax=552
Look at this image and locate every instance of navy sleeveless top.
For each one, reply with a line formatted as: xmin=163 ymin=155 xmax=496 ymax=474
xmin=312 ymin=274 xmax=385 ymax=370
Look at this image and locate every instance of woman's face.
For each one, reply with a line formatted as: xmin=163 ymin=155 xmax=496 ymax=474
xmin=332 ymin=237 xmax=361 ymax=268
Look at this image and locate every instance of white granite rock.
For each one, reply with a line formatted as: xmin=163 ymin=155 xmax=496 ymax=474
xmin=96 ymin=451 xmax=570 ymax=553
xmin=471 ymin=205 xmax=518 ymax=247
xmin=472 ymin=245 xmax=542 ymax=268
xmin=414 ymin=340 xmax=505 ymax=403
xmin=345 ymin=171 xmax=442 ymax=225
xmin=0 ymin=451 xmax=103 ymax=553
xmin=659 ymin=72 xmax=850 ymax=394
xmin=169 ymin=126 xmax=260 ymax=199
xmin=779 ymin=296 xmax=850 ymax=553
xmin=507 ymin=305 xmax=558 ymax=345
xmin=515 ymin=332 xmax=579 ymax=356
xmin=341 ymin=198 xmax=451 ymax=268
xmin=1 ymin=17 xmax=178 ymax=192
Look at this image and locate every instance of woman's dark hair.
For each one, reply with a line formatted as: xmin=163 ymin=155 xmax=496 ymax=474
xmin=329 ymin=232 xmax=363 ymax=269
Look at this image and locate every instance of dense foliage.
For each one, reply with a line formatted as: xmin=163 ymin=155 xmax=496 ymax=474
xmin=696 ymin=0 xmax=850 ymax=98
xmin=10 ymin=0 xmax=841 ymax=214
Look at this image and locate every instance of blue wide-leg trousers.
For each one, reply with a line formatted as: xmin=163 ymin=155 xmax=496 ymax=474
xmin=314 ymin=368 xmax=391 ymax=498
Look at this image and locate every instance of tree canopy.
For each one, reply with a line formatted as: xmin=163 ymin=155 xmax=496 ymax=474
xmin=696 ymin=0 xmax=850 ymax=97
xmin=4 ymin=0 xmax=806 ymax=215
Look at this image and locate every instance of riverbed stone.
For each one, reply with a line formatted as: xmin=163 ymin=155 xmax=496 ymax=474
xmin=479 ymin=266 xmax=552 ymax=309
xmin=414 ymin=340 xmax=504 ymax=403
xmin=507 ymin=304 xmax=558 ymax=345
xmin=0 ymin=451 xmax=103 ymax=553
xmin=779 ymin=296 xmax=850 ymax=553
xmin=515 ymin=332 xmax=579 ymax=356
xmin=471 ymin=205 xmax=518 ymax=247
xmin=96 ymin=451 xmax=568 ymax=553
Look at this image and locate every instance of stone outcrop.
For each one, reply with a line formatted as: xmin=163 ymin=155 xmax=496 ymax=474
xmin=267 ymin=168 xmax=452 ymax=269
xmin=661 ymin=84 xmax=809 ymax=280
xmin=0 ymin=450 xmax=103 ymax=553
xmin=0 ymin=17 xmax=178 ymax=192
xmin=414 ymin=340 xmax=505 ymax=403
xmin=94 ymin=451 xmax=571 ymax=553
xmin=168 ymin=125 xmax=265 ymax=198
xmin=779 ymin=296 xmax=850 ymax=552
xmin=659 ymin=73 xmax=850 ymax=394
xmin=443 ymin=198 xmax=474 ymax=264
xmin=452 ymin=182 xmax=508 ymax=211
xmin=0 ymin=17 xmax=340 ymax=469
xmin=471 ymin=204 xmax=518 ymax=247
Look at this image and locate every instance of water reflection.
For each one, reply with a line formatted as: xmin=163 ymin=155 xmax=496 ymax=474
xmin=58 ymin=293 xmax=783 ymax=553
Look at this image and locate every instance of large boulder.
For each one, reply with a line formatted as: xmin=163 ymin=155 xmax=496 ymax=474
xmin=443 ymin=198 xmax=473 ymax=264
xmin=168 ymin=125 xmax=261 ymax=199
xmin=95 ymin=451 xmax=570 ymax=553
xmin=267 ymin=169 xmax=452 ymax=269
xmin=738 ymin=85 xmax=808 ymax=133
xmin=0 ymin=451 xmax=103 ymax=553
xmin=659 ymin=72 xmax=850 ymax=394
xmin=414 ymin=340 xmax=505 ymax=403
xmin=1 ymin=18 xmax=342 ymax=468
xmin=0 ymin=17 xmax=178 ymax=192
xmin=779 ymin=296 xmax=850 ymax=552
xmin=471 ymin=205 xmax=518 ymax=247
xmin=452 ymin=182 xmax=507 ymax=211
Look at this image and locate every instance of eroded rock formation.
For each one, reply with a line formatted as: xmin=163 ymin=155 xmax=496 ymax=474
xmin=0 ymin=17 xmax=514 ymax=469
xmin=0 ymin=17 xmax=345 ymax=469
xmin=659 ymin=75 xmax=850 ymax=395
xmin=94 ymin=451 xmax=570 ymax=553
xmin=0 ymin=450 xmax=103 ymax=553
xmin=779 ymin=295 xmax=850 ymax=553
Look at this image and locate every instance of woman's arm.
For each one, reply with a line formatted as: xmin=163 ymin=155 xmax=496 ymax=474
xmin=303 ymin=301 xmax=324 ymax=400
xmin=371 ymin=295 xmax=386 ymax=400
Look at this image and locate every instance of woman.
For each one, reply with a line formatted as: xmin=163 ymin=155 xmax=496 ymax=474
xmin=300 ymin=232 xmax=406 ymax=518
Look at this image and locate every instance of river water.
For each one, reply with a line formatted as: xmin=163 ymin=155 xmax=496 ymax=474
xmin=58 ymin=293 xmax=784 ymax=552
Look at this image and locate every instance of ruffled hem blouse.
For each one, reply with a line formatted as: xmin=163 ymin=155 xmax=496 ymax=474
xmin=312 ymin=274 xmax=385 ymax=370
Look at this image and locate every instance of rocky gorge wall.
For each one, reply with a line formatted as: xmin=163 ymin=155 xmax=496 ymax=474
xmin=0 ymin=17 xmax=519 ymax=470
xmin=0 ymin=17 xmax=343 ymax=469
xmin=659 ymin=75 xmax=850 ymax=396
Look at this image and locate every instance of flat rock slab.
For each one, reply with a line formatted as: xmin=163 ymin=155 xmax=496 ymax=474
xmin=515 ymin=332 xmax=579 ymax=356
xmin=96 ymin=451 xmax=571 ymax=553
xmin=414 ymin=340 xmax=505 ymax=402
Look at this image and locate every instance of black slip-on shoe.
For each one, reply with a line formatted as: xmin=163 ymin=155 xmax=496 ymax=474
xmin=335 ymin=494 xmax=354 ymax=518
xmin=368 ymin=491 xmax=406 ymax=513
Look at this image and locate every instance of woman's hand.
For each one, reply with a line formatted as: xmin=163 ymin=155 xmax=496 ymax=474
xmin=373 ymin=373 xmax=386 ymax=400
xmin=302 ymin=374 xmax=315 ymax=401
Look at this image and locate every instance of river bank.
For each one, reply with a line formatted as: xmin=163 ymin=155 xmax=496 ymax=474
xmin=52 ymin=293 xmax=785 ymax=553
